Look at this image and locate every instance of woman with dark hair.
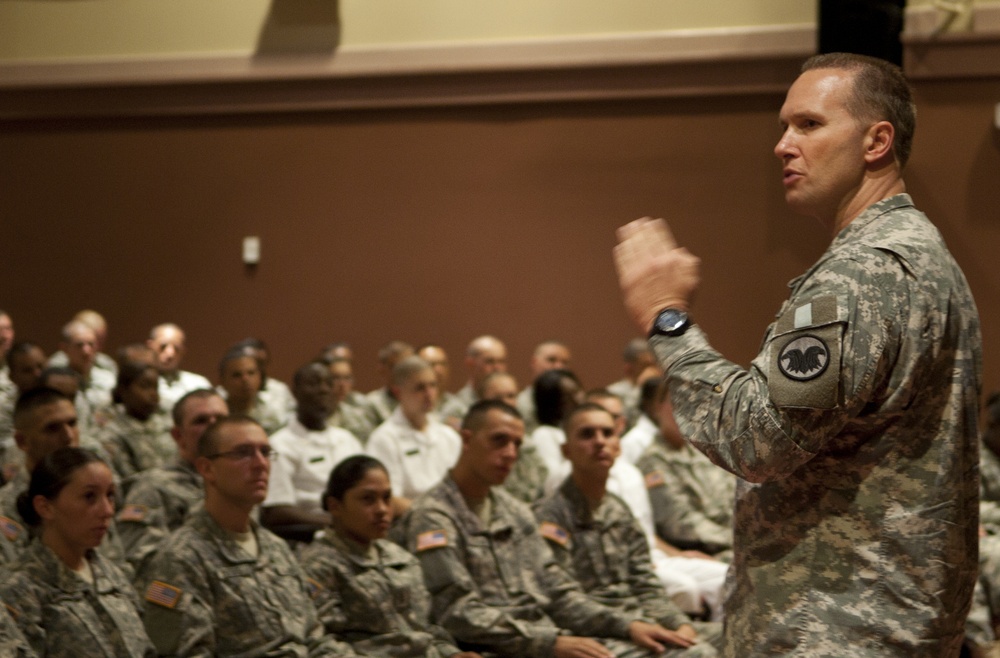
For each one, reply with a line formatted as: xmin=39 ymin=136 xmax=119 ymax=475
xmin=0 ymin=447 xmax=155 ymax=657
xmin=530 ymin=368 xmax=584 ymax=486
xmin=97 ymin=361 xmax=174 ymax=479
xmin=298 ymin=455 xmax=480 ymax=658
xmin=216 ymin=349 xmax=288 ymax=435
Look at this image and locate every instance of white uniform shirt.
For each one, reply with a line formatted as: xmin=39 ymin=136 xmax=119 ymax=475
xmin=264 ymin=418 xmax=364 ymax=512
xmin=365 ymin=407 xmax=460 ymax=500
xmin=620 ymin=414 xmax=658 ymax=465
xmin=158 ymin=370 xmax=212 ymax=415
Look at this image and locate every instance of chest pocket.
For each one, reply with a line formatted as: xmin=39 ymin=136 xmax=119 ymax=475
xmin=766 ymin=295 xmax=846 ymax=410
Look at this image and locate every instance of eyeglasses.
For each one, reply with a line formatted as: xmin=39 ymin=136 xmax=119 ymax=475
xmin=206 ymin=444 xmax=276 ymax=461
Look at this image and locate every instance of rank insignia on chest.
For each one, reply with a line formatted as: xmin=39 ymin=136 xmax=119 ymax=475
xmin=539 ymin=522 xmax=570 ymax=547
xmin=644 ymin=472 xmax=666 ymax=489
xmin=0 ymin=516 xmax=22 ymax=541
xmin=119 ymin=504 xmax=148 ymax=522
xmin=416 ymin=529 xmax=448 ymax=552
xmin=145 ymin=581 xmax=183 ymax=609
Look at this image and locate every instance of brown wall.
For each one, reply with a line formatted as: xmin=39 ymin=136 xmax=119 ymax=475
xmin=1 ymin=79 xmax=998 ymax=398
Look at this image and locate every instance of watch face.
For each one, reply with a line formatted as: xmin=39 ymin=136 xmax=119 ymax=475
xmin=653 ymin=309 xmax=689 ymax=336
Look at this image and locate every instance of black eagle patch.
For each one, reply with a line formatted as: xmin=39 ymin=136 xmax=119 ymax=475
xmin=778 ymin=335 xmax=830 ymax=381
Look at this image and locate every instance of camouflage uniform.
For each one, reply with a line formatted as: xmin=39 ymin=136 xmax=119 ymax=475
xmin=649 ymin=195 xmax=982 ymax=656
xmin=0 ymin=601 xmax=33 ymax=658
xmin=405 ymin=475 xmax=646 ymax=657
xmin=438 ymin=385 xmax=475 ymax=427
xmin=365 ymin=388 xmax=397 ymax=426
xmin=0 ymin=540 xmax=155 ymax=657
xmin=0 ymin=470 xmax=128 ymax=570
xmin=636 ymin=436 xmax=735 ymax=558
xmin=116 ymin=459 xmax=203 ymax=575
xmin=96 ymin=406 xmax=176 ymax=480
xmin=500 ymin=438 xmax=548 ymax=504
xmin=328 ymin=403 xmax=376 ymax=447
xmin=215 ymin=387 xmax=288 ymax=436
xmin=299 ymin=530 xmax=461 ymax=657
xmin=138 ymin=508 xmax=352 ymax=657
xmin=533 ymin=477 xmax=723 ymax=657
xmin=970 ymin=444 xmax=1000 ymax=648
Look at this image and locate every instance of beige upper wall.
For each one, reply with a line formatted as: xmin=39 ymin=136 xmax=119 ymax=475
xmin=1 ymin=0 xmax=816 ymax=61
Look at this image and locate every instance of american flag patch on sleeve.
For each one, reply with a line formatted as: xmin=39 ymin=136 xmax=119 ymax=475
xmin=145 ymin=581 xmax=183 ymax=609
xmin=0 ymin=517 xmax=22 ymax=542
xmin=416 ymin=529 xmax=448 ymax=552
xmin=644 ymin=471 xmax=666 ymax=489
xmin=118 ymin=504 xmax=148 ymax=522
xmin=539 ymin=522 xmax=570 ymax=547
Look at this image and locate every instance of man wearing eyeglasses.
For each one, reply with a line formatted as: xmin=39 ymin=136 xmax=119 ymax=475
xmin=139 ymin=416 xmax=355 ymax=657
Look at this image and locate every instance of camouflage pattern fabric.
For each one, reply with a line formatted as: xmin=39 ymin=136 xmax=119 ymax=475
xmin=0 ymin=601 xmax=33 ymax=658
xmin=405 ymin=475 xmax=639 ymax=657
xmin=328 ymin=403 xmax=376 ymax=447
xmin=533 ymin=477 xmax=722 ymax=657
xmin=116 ymin=459 xmax=203 ymax=575
xmin=501 ymin=439 xmax=548 ymax=504
xmin=299 ymin=530 xmax=461 ymax=657
xmin=137 ymin=508 xmax=353 ymax=657
xmin=649 ymin=195 xmax=982 ymax=656
xmin=0 ymin=541 xmax=154 ymax=657
xmin=97 ymin=406 xmax=176 ymax=480
xmin=637 ymin=436 xmax=735 ymax=557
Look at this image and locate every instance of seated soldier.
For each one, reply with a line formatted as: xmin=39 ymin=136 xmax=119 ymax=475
xmin=0 ymin=342 xmax=47 ymax=481
xmin=585 ymin=391 xmax=728 ymax=620
xmin=300 ymin=455 xmax=481 ymax=658
xmin=117 ymin=389 xmax=228 ymax=574
xmin=439 ymin=335 xmax=508 ymax=430
xmin=230 ymin=337 xmax=296 ymax=419
xmin=515 ymin=340 xmax=572 ymax=434
xmin=366 ymin=341 xmax=414 ymax=425
xmin=637 ymin=383 xmax=735 ymax=561
xmin=147 ymin=323 xmax=212 ymax=415
xmin=57 ymin=319 xmax=116 ymax=419
xmin=534 ymin=403 xmax=723 ymax=656
xmin=607 ymin=338 xmax=657 ymax=432
xmin=216 ymin=349 xmax=288 ymax=435
xmin=480 ymin=372 xmax=547 ymax=504
xmin=261 ymin=362 xmax=363 ymax=539
xmin=47 ymin=309 xmax=118 ymax=377
xmin=418 ymin=344 xmax=458 ymax=415
xmin=138 ymin=416 xmax=354 ymax=657
xmin=405 ymin=400 xmax=685 ymax=658
xmin=323 ymin=356 xmax=376 ymax=446
xmin=366 ymin=356 xmax=461 ymax=518
xmin=98 ymin=361 xmax=176 ymax=480
xmin=0 ymin=388 xmax=126 ymax=568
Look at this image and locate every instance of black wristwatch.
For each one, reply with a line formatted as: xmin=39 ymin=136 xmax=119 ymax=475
xmin=648 ymin=308 xmax=691 ymax=338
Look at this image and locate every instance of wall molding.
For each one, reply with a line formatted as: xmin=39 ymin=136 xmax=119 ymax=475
xmin=0 ymin=25 xmax=814 ymax=120
xmin=903 ymin=3 xmax=1000 ymax=79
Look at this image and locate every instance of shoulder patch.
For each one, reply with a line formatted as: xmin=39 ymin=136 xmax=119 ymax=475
xmin=768 ymin=295 xmax=844 ymax=410
xmin=118 ymin=504 xmax=148 ymax=522
xmin=304 ymin=577 xmax=323 ymax=600
xmin=777 ymin=335 xmax=830 ymax=381
xmin=415 ymin=529 xmax=448 ymax=552
xmin=0 ymin=516 xmax=22 ymax=542
xmin=539 ymin=521 xmax=570 ymax=547
xmin=644 ymin=471 xmax=666 ymax=489
xmin=145 ymin=580 xmax=183 ymax=609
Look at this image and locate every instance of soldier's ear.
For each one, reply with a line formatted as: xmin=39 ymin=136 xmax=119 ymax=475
xmin=33 ymin=494 xmax=54 ymax=522
xmin=863 ymin=120 xmax=895 ymax=165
